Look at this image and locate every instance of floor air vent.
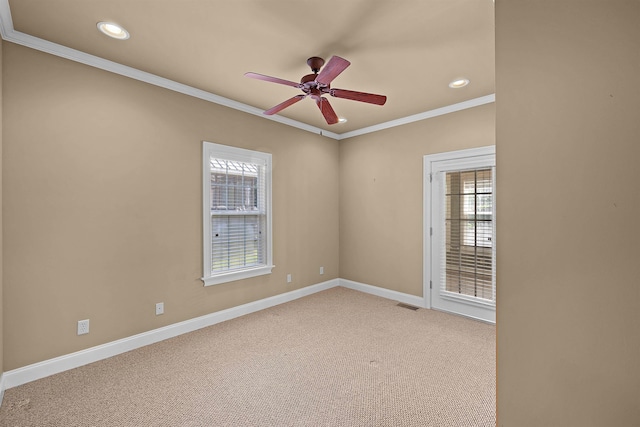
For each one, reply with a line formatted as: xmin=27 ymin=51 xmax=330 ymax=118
xmin=397 ymin=303 xmax=420 ymax=311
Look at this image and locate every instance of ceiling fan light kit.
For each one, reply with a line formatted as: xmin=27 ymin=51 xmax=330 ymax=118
xmin=245 ymin=55 xmax=387 ymax=125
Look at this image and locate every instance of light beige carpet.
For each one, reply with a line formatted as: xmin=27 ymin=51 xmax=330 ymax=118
xmin=0 ymin=287 xmax=495 ymax=426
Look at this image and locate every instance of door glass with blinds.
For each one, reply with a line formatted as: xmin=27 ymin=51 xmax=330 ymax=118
xmin=425 ymin=147 xmax=495 ymax=323
xmin=445 ymin=169 xmax=494 ymax=301
xmin=202 ymin=142 xmax=273 ymax=286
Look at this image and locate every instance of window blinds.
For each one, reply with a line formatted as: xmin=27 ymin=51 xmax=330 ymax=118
xmin=442 ymin=168 xmax=495 ymax=303
xmin=209 ymin=158 xmax=266 ymax=274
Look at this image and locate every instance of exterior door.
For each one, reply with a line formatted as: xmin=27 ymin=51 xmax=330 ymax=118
xmin=424 ymin=147 xmax=496 ymax=323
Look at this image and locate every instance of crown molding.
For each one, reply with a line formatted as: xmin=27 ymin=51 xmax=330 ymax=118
xmin=0 ymin=0 xmax=493 ymax=141
xmin=337 ymin=94 xmax=496 ymax=140
xmin=0 ymin=0 xmax=13 ymax=38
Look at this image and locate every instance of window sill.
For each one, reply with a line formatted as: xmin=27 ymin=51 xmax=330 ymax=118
xmin=202 ymin=265 xmax=274 ymax=287
xmin=440 ymin=290 xmax=496 ymax=309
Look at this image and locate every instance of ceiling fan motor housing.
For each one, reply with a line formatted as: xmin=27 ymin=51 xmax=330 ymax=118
xmin=300 ymin=73 xmax=319 ymax=85
xmin=300 ymin=74 xmax=328 ymax=100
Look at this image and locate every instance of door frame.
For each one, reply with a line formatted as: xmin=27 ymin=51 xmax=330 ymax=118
xmin=423 ymin=145 xmax=496 ymax=321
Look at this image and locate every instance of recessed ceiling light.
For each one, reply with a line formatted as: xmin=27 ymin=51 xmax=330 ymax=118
xmin=338 ymin=117 xmax=348 ymax=124
xmin=449 ymin=78 xmax=470 ymax=88
xmin=97 ymin=22 xmax=130 ymax=40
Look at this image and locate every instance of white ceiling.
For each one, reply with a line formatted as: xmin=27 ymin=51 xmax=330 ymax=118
xmin=2 ymin=0 xmax=495 ymax=138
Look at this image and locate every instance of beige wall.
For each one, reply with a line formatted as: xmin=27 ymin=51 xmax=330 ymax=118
xmin=2 ymin=43 xmax=339 ymax=370
xmin=496 ymin=1 xmax=640 ymax=425
xmin=339 ymin=104 xmax=495 ymax=296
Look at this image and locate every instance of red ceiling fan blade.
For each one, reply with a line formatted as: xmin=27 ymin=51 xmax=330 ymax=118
xmin=315 ymin=56 xmax=351 ymax=86
xmin=245 ymin=72 xmax=302 ymax=88
xmin=330 ymin=88 xmax=387 ymax=106
xmin=315 ymin=97 xmax=339 ymax=125
xmin=263 ymin=94 xmax=306 ymax=115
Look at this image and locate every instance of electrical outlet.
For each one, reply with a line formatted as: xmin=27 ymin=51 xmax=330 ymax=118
xmin=77 ymin=319 xmax=89 ymax=335
xmin=156 ymin=302 xmax=164 ymax=316
xmin=287 ymin=274 xmax=292 ymax=283
xmin=320 ymin=266 xmax=324 ymax=275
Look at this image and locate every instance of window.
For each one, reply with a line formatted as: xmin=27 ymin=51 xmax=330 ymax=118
xmin=202 ymin=142 xmax=273 ymax=286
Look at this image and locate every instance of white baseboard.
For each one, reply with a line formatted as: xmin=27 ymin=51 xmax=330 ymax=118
xmin=2 ymin=279 xmax=339 ymax=390
xmin=1 ymin=278 xmax=425 ymax=392
xmin=0 ymin=373 xmax=5 ymax=407
xmin=338 ymin=278 xmax=425 ymax=308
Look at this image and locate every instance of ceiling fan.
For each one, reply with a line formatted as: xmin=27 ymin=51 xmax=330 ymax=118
xmin=245 ymin=56 xmax=387 ymax=125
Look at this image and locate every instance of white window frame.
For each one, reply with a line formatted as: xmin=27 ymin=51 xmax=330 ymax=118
xmin=202 ymin=142 xmax=273 ymax=286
